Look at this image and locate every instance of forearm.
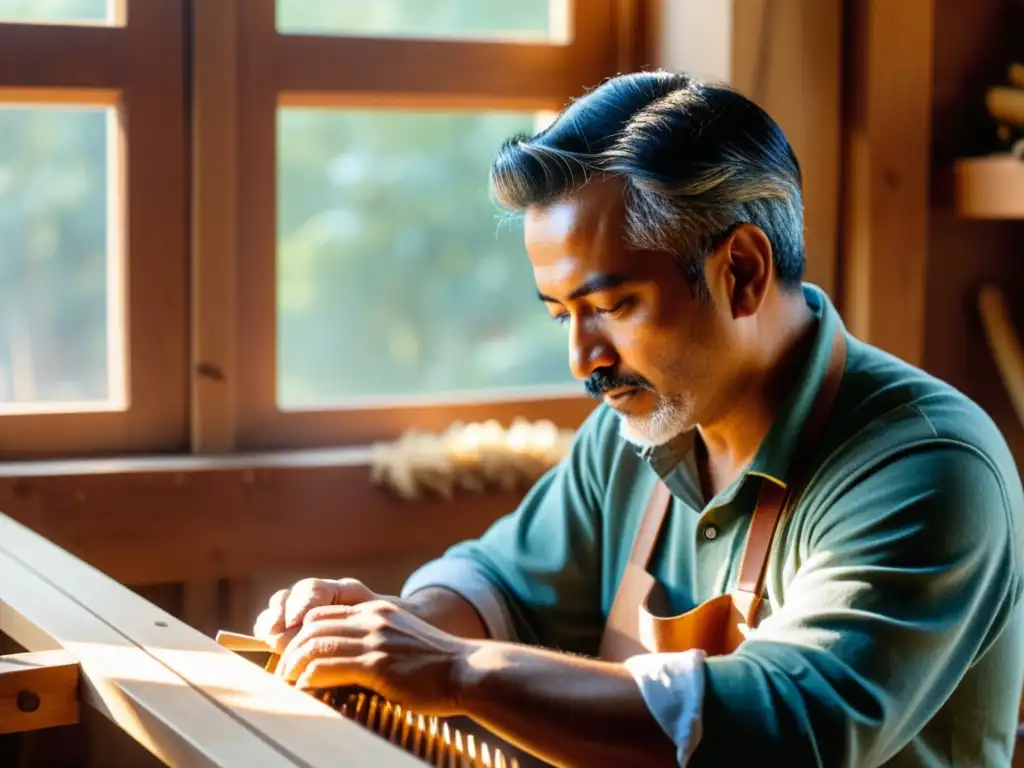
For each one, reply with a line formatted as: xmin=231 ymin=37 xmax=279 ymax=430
xmin=403 ymin=587 xmax=490 ymax=640
xmin=454 ymin=640 xmax=678 ymax=768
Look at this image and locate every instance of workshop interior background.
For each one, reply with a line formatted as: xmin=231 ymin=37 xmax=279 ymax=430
xmin=1 ymin=0 xmax=1024 ymax=765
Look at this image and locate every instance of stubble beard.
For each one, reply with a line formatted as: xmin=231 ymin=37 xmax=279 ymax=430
xmin=617 ymin=391 xmax=695 ymax=449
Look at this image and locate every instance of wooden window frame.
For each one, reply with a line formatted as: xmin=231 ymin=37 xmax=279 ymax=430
xmin=0 ymin=1 xmax=651 ymax=459
xmin=0 ymin=0 xmax=189 ymax=460
xmin=221 ymin=0 xmax=651 ymax=451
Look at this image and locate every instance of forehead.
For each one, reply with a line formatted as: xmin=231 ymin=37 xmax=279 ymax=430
xmin=523 ymin=177 xmax=637 ymax=287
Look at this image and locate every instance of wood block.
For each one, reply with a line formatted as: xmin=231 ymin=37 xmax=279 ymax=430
xmin=955 ymin=155 xmax=1024 ymax=220
xmin=0 ymin=650 xmax=79 ymax=735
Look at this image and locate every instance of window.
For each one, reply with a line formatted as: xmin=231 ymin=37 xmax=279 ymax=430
xmin=234 ymin=0 xmax=647 ymax=450
xmin=0 ymin=105 xmax=119 ymax=412
xmin=0 ymin=0 xmax=187 ymax=458
xmin=276 ymin=0 xmax=564 ymax=42
xmin=276 ymin=107 xmax=571 ymax=409
xmin=0 ymin=0 xmax=112 ymax=25
xmin=1 ymin=0 xmax=648 ymax=458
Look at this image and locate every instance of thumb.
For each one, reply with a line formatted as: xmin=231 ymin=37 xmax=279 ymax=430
xmin=266 ymin=625 xmax=301 ymax=657
xmin=331 ymin=577 xmax=377 ymax=606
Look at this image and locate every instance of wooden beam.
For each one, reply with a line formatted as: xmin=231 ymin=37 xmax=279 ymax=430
xmin=237 ymin=395 xmax=596 ymax=452
xmin=270 ymin=1 xmax=621 ymax=105
xmin=190 ymin=0 xmax=239 ymax=454
xmin=839 ymin=0 xmax=934 ymax=366
xmin=731 ymin=0 xmax=843 ymax=299
xmin=0 ymin=451 xmax=522 ymax=585
xmin=0 ymin=514 xmax=438 ymax=767
xmin=0 ymin=24 xmax=126 ymax=89
xmin=0 ymin=650 xmax=79 ymax=735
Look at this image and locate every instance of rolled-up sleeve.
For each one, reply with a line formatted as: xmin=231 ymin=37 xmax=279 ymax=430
xmin=400 ymin=406 xmax=615 ymax=655
xmin=688 ymin=445 xmax=1023 ymax=766
xmin=625 ymin=649 xmax=707 ymax=765
xmin=401 ymin=556 xmax=520 ymax=642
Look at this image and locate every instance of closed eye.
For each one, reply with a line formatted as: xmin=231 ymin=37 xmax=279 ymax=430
xmin=551 ymin=297 xmax=634 ymax=326
xmin=597 ymin=297 xmax=634 ymax=317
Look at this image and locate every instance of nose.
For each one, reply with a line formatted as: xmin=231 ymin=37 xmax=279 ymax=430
xmin=568 ymin=314 xmax=618 ymax=381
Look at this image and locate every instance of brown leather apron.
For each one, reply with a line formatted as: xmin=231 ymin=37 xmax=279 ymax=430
xmin=599 ymin=330 xmax=847 ymax=662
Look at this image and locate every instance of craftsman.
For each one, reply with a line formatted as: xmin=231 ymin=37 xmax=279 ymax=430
xmin=253 ymin=71 xmax=1024 ymax=767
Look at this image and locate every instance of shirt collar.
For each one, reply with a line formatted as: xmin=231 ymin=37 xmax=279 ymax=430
xmin=625 ymin=283 xmax=845 ymax=491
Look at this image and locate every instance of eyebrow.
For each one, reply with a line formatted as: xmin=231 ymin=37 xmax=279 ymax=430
xmin=537 ymin=273 xmax=634 ymax=304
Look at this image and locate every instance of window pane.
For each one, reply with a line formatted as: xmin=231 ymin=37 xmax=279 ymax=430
xmin=0 ymin=105 xmax=119 ymax=412
xmin=276 ymin=0 xmax=560 ymax=42
xmin=0 ymin=0 xmax=111 ymax=24
xmin=277 ymin=109 xmax=573 ymax=409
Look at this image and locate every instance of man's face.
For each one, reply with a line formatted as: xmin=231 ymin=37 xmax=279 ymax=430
xmin=525 ymin=177 xmax=734 ymax=448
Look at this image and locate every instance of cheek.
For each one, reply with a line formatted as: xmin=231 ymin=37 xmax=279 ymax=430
xmin=612 ymin=317 xmax=680 ymax=383
xmin=616 ymin=304 xmax=715 ymax=384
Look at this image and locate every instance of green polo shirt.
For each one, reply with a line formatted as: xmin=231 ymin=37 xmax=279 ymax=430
xmin=402 ymin=284 xmax=1024 ymax=766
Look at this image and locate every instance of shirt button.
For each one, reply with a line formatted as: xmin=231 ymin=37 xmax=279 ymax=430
xmin=703 ymin=524 xmax=718 ymax=541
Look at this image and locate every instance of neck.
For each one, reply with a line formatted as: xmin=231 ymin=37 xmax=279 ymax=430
xmin=697 ymin=291 xmax=815 ymax=489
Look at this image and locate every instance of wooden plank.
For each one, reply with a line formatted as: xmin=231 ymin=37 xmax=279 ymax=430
xmin=0 ymin=547 xmax=297 ymax=766
xmin=236 ymin=395 xmax=596 ymax=451
xmin=191 ymin=0 xmax=239 ymax=454
xmin=0 ymin=514 xmax=432 ymax=767
xmin=839 ymin=0 xmax=934 ymax=366
xmin=730 ymin=0 xmax=843 ymax=299
xmin=0 ymin=451 xmax=521 ymax=585
xmin=271 ymin=1 xmax=621 ymax=105
xmin=0 ymin=24 xmax=126 ymax=89
xmin=0 ymin=87 xmax=118 ymax=105
xmin=954 ymin=155 xmax=1024 ymax=220
xmin=0 ymin=650 xmax=79 ymax=735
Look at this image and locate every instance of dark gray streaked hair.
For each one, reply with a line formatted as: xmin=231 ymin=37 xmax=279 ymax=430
xmin=489 ymin=70 xmax=806 ymax=293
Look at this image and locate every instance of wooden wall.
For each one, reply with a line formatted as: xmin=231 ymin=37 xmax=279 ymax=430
xmin=926 ymin=0 xmax=1024 ymax=463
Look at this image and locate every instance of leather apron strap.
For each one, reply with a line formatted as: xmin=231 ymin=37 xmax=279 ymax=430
xmin=597 ymin=482 xmax=674 ymax=660
xmin=735 ymin=328 xmax=847 ymax=617
xmin=599 ymin=328 xmax=847 ymax=659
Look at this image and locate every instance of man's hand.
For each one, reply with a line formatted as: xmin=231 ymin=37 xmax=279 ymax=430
xmin=255 ymin=579 xmax=676 ymax=766
xmin=276 ymin=599 xmax=472 ymax=715
xmin=276 ymin=603 xmax=677 ymax=767
xmin=253 ymin=577 xmax=383 ymax=653
xmin=252 ymin=577 xmax=490 ymax=654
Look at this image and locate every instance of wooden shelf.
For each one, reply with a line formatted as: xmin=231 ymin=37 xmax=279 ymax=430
xmin=954 ymin=154 xmax=1024 ymax=220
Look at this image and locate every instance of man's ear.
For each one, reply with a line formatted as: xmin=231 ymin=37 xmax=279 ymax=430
xmin=705 ymin=224 xmax=773 ymax=318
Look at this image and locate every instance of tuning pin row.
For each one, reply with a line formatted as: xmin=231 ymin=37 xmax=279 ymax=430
xmin=336 ymin=690 xmax=519 ymax=768
xmin=259 ymin=654 xmax=522 ymax=767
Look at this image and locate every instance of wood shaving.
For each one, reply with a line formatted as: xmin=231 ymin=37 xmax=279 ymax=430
xmin=369 ymin=418 xmax=576 ymax=500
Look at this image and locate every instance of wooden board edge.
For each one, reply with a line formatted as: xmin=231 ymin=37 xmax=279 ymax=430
xmin=0 ymin=513 xmax=436 ymax=767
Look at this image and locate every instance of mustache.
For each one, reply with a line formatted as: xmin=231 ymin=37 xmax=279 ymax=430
xmin=584 ymin=368 xmax=653 ymax=400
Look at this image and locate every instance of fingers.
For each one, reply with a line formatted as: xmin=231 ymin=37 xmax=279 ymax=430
xmin=331 ymin=578 xmax=377 ymax=606
xmin=304 ymin=602 xmax=360 ymax=625
xmin=264 ymin=625 xmax=301 ymax=656
xmin=278 ymin=622 xmax=363 ymax=683
xmin=253 ymin=588 xmax=290 ymax=639
xmin=278 ymin=603 xmax=381 ymax=681
xmin=252 ymin=577 xmax=376 ymax=645
xmin=283 ymin=578 xmax=334 ymax=628
xmin=296 ymin=655 xmax=377 ymax=693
